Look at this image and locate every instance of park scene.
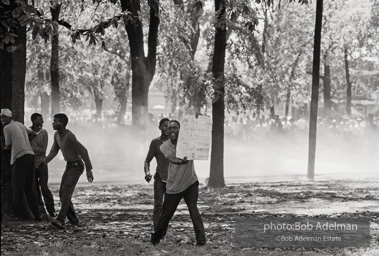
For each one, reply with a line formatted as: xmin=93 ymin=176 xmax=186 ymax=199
xmin=1 ymin=0 xmax=378 ymax=255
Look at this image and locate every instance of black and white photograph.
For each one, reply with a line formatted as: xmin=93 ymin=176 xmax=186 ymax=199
xmin=1 ymin=0 xmax=378 ymax=255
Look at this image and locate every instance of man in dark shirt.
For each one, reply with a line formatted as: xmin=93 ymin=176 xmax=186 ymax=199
xmin=144 ymin=118 xmax=170 ymax=230
xmin=38 ymin=113 xmax=94 ymax=229
xmin=30 ymin=113 xmax=56 ymax=217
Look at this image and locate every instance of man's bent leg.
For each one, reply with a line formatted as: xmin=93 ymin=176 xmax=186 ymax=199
xmin=152 ymin=192 xmax=182 ymax=243
xmin=183 ymin=181 xmax=206 ymax=245
xmin=66 ymin=201 xmax=79 ymax=224
xmin=57 ymin=166 xmax=83 ymax=222
xmin=38 ymin=164 xmax=56 ymax=215
xmin=34 ymin=167 xmax=46 ymax=214
xmin=24 ymin=155 xmax=41 ymax=219
xmin=153 ymin=173 xmax=166 ymax=230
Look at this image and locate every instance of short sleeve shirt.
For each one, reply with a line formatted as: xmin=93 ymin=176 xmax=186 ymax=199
xmin=3 ymin=120 xmax=35 ymax=165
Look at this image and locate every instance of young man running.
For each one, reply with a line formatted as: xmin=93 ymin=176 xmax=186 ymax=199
xmin=144 ymin=118 xmax=170 ymax=230
xmin=38 ymin=113 xmax=94 ymax=229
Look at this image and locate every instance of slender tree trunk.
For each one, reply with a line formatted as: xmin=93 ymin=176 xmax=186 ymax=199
xmin=0 ymin=8 xmax=27 ymax=217
xmin=50 ymin=3 xmax=61 ymax=116
xmin=93 ymin=90 xmax=103 ymax=118
xmin=270 ymin=105 xmax=275 ymax=118
xmin=171 ymin=90 xmax=178 ymax=115
xmin=120 ymin=0 xmax=159 ymax=128
xmin=117 ymin=97 xmax=127 ymax=124
xmin=323 ymin=63 xmax=331 ymax=115
xmin=344 ymin=47 xmax=352 ymax=116
xmin=209 ymin=0 xmax=227 ymax=188
xmin=116 ymin=71 xmax=130 ymax=124
xmin=308 ymin=0 xmax=324 ymax=180
xmin=285 ymin=87 xmax=291 ymax=117
xmin=40 ymin=92 xmax=50 ymax=117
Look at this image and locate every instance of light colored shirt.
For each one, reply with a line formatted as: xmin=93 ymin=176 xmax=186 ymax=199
xmin=45 ymin=130 xmax=92 ymax=169
xmin=3 ymin=120 xmax=35 ymax=165
xmin=29 ymin=128 xmax=48 ymax=162
xmin=160 ymin=140 xmax=198 ymax=194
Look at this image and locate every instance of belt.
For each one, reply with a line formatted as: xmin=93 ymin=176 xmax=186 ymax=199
xmin=66 ymin=160 xmax=83 ymax=167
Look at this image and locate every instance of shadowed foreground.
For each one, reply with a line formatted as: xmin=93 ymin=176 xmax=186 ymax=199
xmin=1 ymin=176 xmax=378 ymax=256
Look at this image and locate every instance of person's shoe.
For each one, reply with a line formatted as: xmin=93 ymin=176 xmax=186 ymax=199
xmin=196 ymin=241 xmax=206 ymax=246
xmin=51 ymin=218 xmax=65 ymax=230
xmin=151 ymin=234 xmax=160 ymax=245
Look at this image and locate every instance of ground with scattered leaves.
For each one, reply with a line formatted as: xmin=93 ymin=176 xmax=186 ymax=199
xmin=1 ymin=176 xmax=378 ymax=256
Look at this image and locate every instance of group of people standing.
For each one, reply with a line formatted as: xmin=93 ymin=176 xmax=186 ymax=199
xmin=1 ymin=109 xmax=93 ymax=229
xmin=1 ymin=108 xmax=205 ymax=246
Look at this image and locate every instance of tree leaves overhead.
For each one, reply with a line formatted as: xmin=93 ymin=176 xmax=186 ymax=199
xmin=0 ymin=0 xmax=132 ymax=49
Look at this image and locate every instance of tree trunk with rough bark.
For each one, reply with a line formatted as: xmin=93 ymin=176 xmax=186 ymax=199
xmin=120 ymin=0 xmax=159 ymax=128
xmin=0 ymin=10 xmax=27 ymax=218
xmin=209 ymin=0 xmax=227 ymax=188
xmin=50 ymin=3 xmax=61 ymax=116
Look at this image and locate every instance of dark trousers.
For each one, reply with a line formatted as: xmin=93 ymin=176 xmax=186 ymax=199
xmin=152 ymin=181 xmax=206 ymax=244
xmin=35 ymin=164 xmax=55 ymax=215
xmin=153 ymin=173 xmax=166 ymax=230
xmin=11 ymin=154 xmax=41 ymax=219
xmin=57 ymin=163 xmax=83 ymax=223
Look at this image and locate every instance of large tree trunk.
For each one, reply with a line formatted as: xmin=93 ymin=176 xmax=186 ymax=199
xmin=323 ymin=62 xmax=331 ymax=115
xmin=308 ymin=0 xmax=324 ymax=180
xmin=209 ymin=0 xmax=227 ymax=188
xmin=0 ymin=12 xmax=27 ymax=218
xmin=344 ymin=47 xmax=352 ymax=116
xmin=0 ymin=27 xmax=27 ymax=123
xmin=120 ymin=0 xmax=159 ymax=129
xmin=50 ymin=3 xmax=61 ymax=116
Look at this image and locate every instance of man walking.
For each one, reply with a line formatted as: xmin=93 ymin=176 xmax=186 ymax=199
xmin=38 ymin=113 xmax=94 ymax=229
xmin=144 ymin=118 xmax=170 ymax=230
xmin=1 ymin=109 xmax=41 ymax=220
xmin=151 ymin=120 xmax=206 ymax=246
xmin=30 ymin=113 xmax=56 ymax=217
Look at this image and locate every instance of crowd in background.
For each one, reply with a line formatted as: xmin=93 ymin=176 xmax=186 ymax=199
xmin=224 ymin=113 xmax=378 ymax=143
xmin=24 ymin=108 xmax=379 ymax=142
